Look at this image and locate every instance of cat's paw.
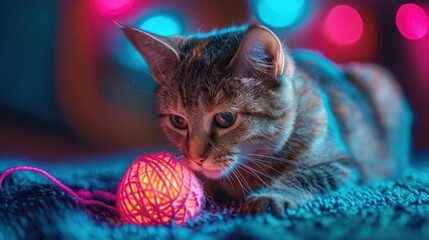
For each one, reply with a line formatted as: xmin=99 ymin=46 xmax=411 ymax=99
xmin=240 ymin=192 xmax=298 ymax=218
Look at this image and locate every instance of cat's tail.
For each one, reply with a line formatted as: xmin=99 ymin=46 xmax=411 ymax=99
xmin=344 ymin=63 xmax=413 ymax=174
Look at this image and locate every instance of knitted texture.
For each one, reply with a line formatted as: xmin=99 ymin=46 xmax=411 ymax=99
xmin=1 ymin=155 xmax=429 ymax=240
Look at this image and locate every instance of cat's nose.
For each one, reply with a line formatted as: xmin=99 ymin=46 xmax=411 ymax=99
xmin=190 ymin=158 xmax=205 ymax=166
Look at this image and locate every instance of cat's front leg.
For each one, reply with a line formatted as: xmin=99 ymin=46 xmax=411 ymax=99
xmin=240 ymin=186 xmax=314 ymax=217
xmin=240 ymin=160 xmax=358 ymax=217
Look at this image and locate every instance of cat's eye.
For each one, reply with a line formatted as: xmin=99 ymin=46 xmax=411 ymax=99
xmin=214 ymin=112 xmax=237 ymax=128
xmin=169 ymin=115 xmax=188 ymax=130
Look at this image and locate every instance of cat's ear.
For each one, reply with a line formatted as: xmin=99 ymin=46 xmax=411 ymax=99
xmin=228 ymin=24 xmax=294 ymax=79
xmin=116 ymin=22 xmax=181 ymax=84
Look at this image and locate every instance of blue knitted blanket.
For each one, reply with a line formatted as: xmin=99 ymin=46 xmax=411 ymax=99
xmin=1 ymin=155 xmax=429 ymax=240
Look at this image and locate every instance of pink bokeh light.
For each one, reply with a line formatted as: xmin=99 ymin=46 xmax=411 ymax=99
xmin=325 ymin=5 xmax=364 ymax=45
xmin=94 ymin=0 xmax=135 ymax=15
xmin=396 ymin=3 xmax=429 ymax=40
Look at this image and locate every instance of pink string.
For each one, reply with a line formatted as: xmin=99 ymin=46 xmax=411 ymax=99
xmin=0 ymin=166 xmax=117 ymax=212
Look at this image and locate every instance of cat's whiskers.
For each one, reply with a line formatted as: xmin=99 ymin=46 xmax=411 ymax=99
xmin=236 ymin=164 xmax=270 ymax=188
xmin=238 ymin=157 xmax=282 ymax=179
xmin=247 ymin=153 xmax=309 ymax=169
xmin=223 ymin=165 xmax=236 ymax=192
xmin=240 ymin=146 xmax=298 ymax=157
xmin=227 ymin=165 xmax=251 ymax=194
xmin=238 ymin=155 xmax=284 ymax=176
xmin=229 ymin=167 xmax=247 ymax=196
xmin=235 ymin=152 xmax=309 ymax=170
xmin=235 ymin=168 xmax=252 ymax=194
xmin=235 ymin=160 xmax=285 ymax=187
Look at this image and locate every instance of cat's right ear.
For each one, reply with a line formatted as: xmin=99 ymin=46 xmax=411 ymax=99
xmin=116 ymin=21 xmax=181 ymax=84
xmin=227 ymin=24 xmax=295 ymax=79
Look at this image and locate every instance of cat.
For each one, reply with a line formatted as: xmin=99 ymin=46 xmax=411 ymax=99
xmin=118 ymin=20 xmax=412 ymax=217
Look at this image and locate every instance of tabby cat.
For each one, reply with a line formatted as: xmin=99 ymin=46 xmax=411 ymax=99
xmin=118 ymin=21 xmax=412 ymax=217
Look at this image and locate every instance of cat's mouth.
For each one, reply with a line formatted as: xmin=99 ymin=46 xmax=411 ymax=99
xmin=186 ymin=161 xmax=227 ymax=179
xmin=201 ymin=168 xmax=224 ymax=179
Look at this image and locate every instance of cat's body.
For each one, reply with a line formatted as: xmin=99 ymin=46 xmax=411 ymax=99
xmin=119 ymin=22 xmax=412 ymax=216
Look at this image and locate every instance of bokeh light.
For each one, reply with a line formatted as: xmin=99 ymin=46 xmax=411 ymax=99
xmin=95 ymin=0 xmax=135 ymax=15
xmin=256 ymin=0 xmax=306 ymax=29
xmin=117 ymin=12 xmax=184 ymax=69
xmin=139 ymin=15 xmax=181 ymax=37
xmin=396 ymin=3 xmax=428 ymax=40
xmin=420 ymin=29 xmax=429 ymax=51
xmin=325 ymin=5 xmax=364 ymax=45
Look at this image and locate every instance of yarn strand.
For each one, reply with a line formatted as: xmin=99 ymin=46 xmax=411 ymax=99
xmin=0 ymin=166 xmax=117 ymax=212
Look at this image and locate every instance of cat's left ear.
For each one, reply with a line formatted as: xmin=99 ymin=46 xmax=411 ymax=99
xmin=115 ymin=21 xmax=182 ymax=84
xmin=228 ymin=24 xmax=295 ymax=79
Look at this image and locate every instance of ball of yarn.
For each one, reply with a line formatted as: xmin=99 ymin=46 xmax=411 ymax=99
xmin=117 ymin=153 xmax=204 ymax=225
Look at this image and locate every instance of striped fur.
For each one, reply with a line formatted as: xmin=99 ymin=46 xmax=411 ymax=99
xmin=121 ymin=23 xmax=412 ymax=217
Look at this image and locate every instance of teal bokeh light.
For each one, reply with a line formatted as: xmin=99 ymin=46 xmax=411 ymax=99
xmin=256 ymin=0 xmax=306 ymax=29
xmin=139 ymin=15 xmax=181 ymax=36
xmin=118 ymin=12 xmax=183 ymax=70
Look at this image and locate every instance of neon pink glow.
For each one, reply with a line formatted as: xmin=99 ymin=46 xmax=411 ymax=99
xmin=421 ymin=30 xmax=429 ymax=51
xmin=94 ymin=0 xmax=135 ymax=15
xmin=326 ymin=5 xmax=364 ymax=45
xmin=396 ymin=4 xmax=429 ymax=40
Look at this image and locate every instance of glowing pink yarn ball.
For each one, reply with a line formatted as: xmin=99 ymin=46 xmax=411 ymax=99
xmin=117 ymin=153 xmax=204 ymax=225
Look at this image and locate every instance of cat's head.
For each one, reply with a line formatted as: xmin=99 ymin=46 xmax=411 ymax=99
xmin=120 ymin=22 xmax=297 ymax=179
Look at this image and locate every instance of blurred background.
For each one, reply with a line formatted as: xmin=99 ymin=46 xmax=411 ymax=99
xmin=0 ymin=0 xmax=428 ymax=162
